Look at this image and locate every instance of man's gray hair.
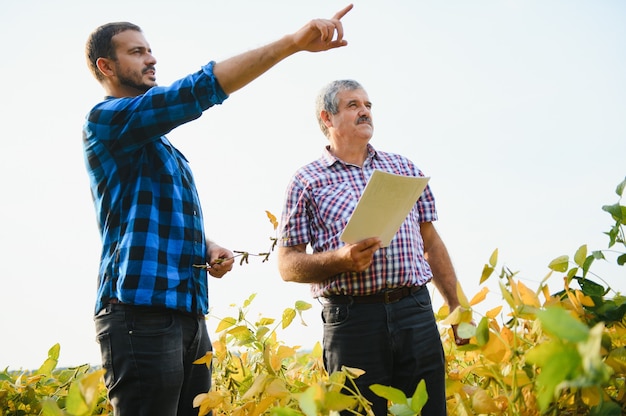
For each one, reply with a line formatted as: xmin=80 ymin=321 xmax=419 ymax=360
xmin=315 ymin=79 xmax=364 ymax=138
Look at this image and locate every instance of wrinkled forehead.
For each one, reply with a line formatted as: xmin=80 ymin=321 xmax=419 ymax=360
xmin=337 ymin=88 xmax=370 ymax=104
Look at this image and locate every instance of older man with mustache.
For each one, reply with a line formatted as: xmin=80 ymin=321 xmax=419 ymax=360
xmin=277 ymin=79 xmax=465 ymax=415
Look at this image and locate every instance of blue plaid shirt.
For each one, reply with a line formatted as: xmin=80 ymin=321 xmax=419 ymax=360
xmin=279 ymin=144 xmax=437 ymax=297
xmin=83 ymin=61 xmax=228 ymax=316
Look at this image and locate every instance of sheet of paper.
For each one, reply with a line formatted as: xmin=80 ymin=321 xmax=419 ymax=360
xmin=340 ymin=170 xmax=430 ymax=247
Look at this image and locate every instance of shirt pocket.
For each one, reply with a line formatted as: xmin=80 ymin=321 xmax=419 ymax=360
xmin=312 ymin=182 xmax=355 ymax=235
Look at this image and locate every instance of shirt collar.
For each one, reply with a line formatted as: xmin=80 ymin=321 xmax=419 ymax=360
xmin=321 ymin=144 xmax=378 ymax=167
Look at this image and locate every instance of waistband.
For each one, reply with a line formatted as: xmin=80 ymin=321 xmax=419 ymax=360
xmin=321 ymin=285 xmax=424 ymax=304
xmin=99 ymin=299 xmax=205 ymax=319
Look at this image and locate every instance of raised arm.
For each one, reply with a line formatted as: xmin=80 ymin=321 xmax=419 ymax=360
xmin=213 ymin=4 xmax=353 ymax=94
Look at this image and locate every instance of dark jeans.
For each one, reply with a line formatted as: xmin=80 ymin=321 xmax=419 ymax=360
xmin=94 ymin=303 xmax=212 ymax=416
xmin=322 ymin=287 xmax=446 ymax=416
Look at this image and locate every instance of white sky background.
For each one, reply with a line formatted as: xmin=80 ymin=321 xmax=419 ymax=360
xmin=1 ymin=0 xmax=625 ymax=370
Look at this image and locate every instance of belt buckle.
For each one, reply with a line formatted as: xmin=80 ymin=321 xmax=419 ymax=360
xmin=384 ymin=290 xmax=393 ymax=304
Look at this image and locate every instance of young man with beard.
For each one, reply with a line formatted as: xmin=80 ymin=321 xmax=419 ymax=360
xmin=83 ymin=6 xmax=352 ymax=415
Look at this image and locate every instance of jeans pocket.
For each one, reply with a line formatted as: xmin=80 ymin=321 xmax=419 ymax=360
xmin=129 ymin=310 xmax=176 ymax=336
xmin=322 ymin=304 xmax=349 ymax=326
xmin=96 ymin=332 xmax=115 ymax=388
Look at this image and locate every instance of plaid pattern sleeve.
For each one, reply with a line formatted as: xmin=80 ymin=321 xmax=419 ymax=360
xmin=279 ymin=145 xmax=437 ymax=297
xmin=83 ymin=62 xmax=228 ymax=315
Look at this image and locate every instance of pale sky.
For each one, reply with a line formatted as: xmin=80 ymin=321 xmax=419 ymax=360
xmin=1 ymin=0 xmax=624 ymax=370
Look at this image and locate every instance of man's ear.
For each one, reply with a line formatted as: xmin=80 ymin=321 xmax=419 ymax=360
xmin=95 ymin=57 xmax=115 ymax=78
xmin=320 ymin=110 xmax=333 ymax=129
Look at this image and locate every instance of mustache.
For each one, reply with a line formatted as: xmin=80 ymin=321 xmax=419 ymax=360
xmin=357 ymin=116 xmax=372 ymax=124
xmin=142 ymin=66 xmax=156 ymax=74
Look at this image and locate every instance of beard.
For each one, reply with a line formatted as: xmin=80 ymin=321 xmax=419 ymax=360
xmin=115 ymin=62 xmax=156 ymax=93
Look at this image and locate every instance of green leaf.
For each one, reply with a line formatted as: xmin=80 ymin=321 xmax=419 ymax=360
xmin=243 ymin=293 xmax=257 ymax=308
xmin=270 ymin=408 xmax=303 ymax=416
xmin=324 ymin=390 xmax=358 ymax=411
xmin=457 ymin=322 xmax=477 ymax=340
xmin=602 ymin=203 xmax=626 ymax=223
xmin=36 ymin=343 xmax=60 ymax=376
xmin=480 ymin=265 xmax=494 ymax=284
xmin=388 ymin=403 xmax=416 ymax=416
xmin=41 ymin=399 xmax=65 ymax=416
xmin=536 ymin=307 xmax=589 ymax=342
xmin=590 ymin=401 xmax=623 ymax=416
xmin=227 ymin=325 xmax=253 ymax=341
xmin=581 ymin=255 xmax=595 ymax=277
xmin=295 ymin=385 xmax=320 ymax=416
xmin=574 ymin=245 xmax=587 ymax=268
xmin=576 ymin=277 xmax=606 ymax=297
xmin=476 ymin=317 xmax=490 ymax=347
xmin=548 ymin=255 xmax=569 ymax=272
xmin=410 ymin=379 xmax=428 ymax=413
xmin=499 ymin=280 xmax=516 ymax=309
xmin=615 ymin=177 xmax=626 ymax=197
xmin=295 ymin=300 xmax=312 ymax=311
xmin=489 ymin=248 xmax=498 ymax=267
xmin=370 ymin=384 xmax=408 ymax=405
xmin=526 ymin=340 xmax=582 ymax=411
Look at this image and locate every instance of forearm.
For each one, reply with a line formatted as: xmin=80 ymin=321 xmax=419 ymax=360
xmin=277 ymin=246 xmax=345 ymax=284
xmin=427 ymin=242 xmax=461 ymax=310
xmin=212 ymin=35 xmax=298 ymax=95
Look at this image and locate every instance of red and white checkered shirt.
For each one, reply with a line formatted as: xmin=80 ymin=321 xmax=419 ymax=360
xmin=278 ymin=144 xmax=437 ymax=298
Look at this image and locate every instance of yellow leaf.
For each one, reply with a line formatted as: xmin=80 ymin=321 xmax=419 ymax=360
xmin=193 ymin=391 xmax=224 ymax=416
xmin=471 ymin=388 xmax=500 ymax=413
xmin=580 ymin=386 xmax=601 ymax=407
xmin=265 ymin=210 xmax=278 ymax=230
xmin=486 ymin=306 xmax=502 ymax=319
xmin=502 ymin=370 xmax=532 ymax=386
xmin=282 ymin=308 xmax=296 ymax=329
xmin=193 ymin=351 xmax=213 ymax=368
xmin=265 ymin=378 xmax=290 ymax=399
xmin=482 ymin=331 xmax=508 ymax=363
xmin=215 ymin=316 xmax=237 ymax=333
xmin=508 ymin=276 xmax=521 ymax=304
xmin=212 ymin=339 xmax=226 ymax=360
xmin=517 ymin=280 xmax=540 ymax=308
xmin=311 ymin=341 xmax=323 ymax=358
xmin=469 ymin=287 xmax=489 ymax=306
xmin=342 ymin=366 xmax=366 ymax=378
xmin=456 ymin=282 xmax=470 ymax=309
xmin=78 ymin=369 xmax=106 ymax=409
xmin=250 ymin=396 xmax=276 ymax=416
xmin=541 ymin=284 xmax=552 ymax=306
xmin=576 ymin=290 xmax=595 ymax=307
xmin=241 ymin=373 xmax=269 ymax=400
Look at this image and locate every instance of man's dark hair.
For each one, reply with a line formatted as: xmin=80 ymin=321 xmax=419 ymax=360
xmin=85 ymin=22 xmax=142 ymax=81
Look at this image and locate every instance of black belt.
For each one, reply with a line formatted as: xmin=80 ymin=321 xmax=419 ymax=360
xmin=102 ymin=299 xmax=205 ymax=319
xmin=323 ymin=285 xmax=423 ymax=304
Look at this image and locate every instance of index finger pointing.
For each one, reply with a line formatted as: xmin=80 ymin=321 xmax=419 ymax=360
xmin=332 ymin=3 xmax=353 ymax=20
